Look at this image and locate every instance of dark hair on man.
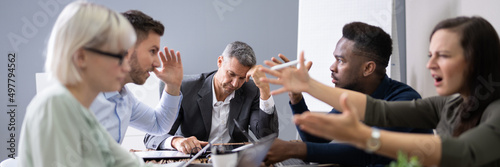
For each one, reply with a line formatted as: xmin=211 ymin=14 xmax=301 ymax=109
xmin=342 ymin=22 xmax=393 ymax=77
xmin=430 ymin=16 xmax=500 ymax=136
xmin=221 ymin=41 xmax=256 ymax=67
xmin=122 ymin=10 xmax=164 ymax=44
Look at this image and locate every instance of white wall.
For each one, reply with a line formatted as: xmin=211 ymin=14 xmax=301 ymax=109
xmin=405 ymin=0 xmax=455 ymax=98
xmin=406 ymin=0 xmax=500 ymax=98
xmin=458 ymin=0 xmax=500 ymax=31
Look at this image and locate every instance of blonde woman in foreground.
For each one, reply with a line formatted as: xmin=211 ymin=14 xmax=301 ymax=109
xmin=19 ymin=1 xmax=164 ymax=166
xmin=260 ymin=16 xmax=500 ymax=167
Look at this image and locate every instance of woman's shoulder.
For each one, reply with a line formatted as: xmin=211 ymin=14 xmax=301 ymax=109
xmin=486 ymin=98 xmax=500 ymax=107
xmin=481 ymin=99 xmax=500 ymax=119
xmin=23 ymin=84 xmax=87 ymax=132
xmin=27 ymin=84 xmax=80 ymax=116
xmin=31 ymin=84 xmax=72 ymax=103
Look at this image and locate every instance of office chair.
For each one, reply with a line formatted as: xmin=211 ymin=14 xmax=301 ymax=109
xmin=0 ymin=158 xmax=17 ymax=167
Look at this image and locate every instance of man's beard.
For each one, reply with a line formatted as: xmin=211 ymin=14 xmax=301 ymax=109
xmin=129 ymin=51 xmax=149 ymax=85
xmin=342 ymin=77 xmax=364 ymax=93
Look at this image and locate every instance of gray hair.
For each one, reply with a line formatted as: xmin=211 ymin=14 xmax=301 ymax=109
xmin=221 ymin=41 xmax=256 ymax=67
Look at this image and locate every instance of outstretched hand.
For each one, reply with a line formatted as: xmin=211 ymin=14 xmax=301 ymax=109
xmin=154 ymin=46 xmax=183 ymax=96
xmin=259 ymin=51 xmax=311 ymax=95
xmin=271 ymin=53 xmax=313 ymax=104
xmin=293 ymin=93 xmax=366 ymax=144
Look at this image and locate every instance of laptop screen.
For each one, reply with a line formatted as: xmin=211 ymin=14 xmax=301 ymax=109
xmin=236 ymin=133 xmax=277 ymax=167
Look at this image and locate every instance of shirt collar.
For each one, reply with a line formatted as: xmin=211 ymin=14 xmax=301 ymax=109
xmin=369 ymin=74 xmax=390 ymax=99
xmin=102 ymin=86 xmax=129 ymax=100
xmin=212 ymin=77 xmax=235 ymax=106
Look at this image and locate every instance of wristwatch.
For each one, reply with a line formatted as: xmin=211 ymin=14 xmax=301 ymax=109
xmin=365 ymin=127 xmax=381 ymax=153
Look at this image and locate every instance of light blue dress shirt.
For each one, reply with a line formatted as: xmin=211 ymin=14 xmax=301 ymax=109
xmin=90 ymin=85 xmax=182 ymax=143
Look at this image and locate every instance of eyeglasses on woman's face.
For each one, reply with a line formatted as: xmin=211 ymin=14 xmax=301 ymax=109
xmin=84 ymin=47 xmax=127 ymax=65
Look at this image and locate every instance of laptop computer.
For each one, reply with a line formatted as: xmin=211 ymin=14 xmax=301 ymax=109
xmin=179 ymin=132 xmax=278 ymax=167
xmin=180 ymin=132 xmax=277 ymax=167
xmin=232 ymin=119 xmax=278 ymax=167
xmin=235 ymin=133 xmax=277 ymax=167
xmin=233 ymin=119 xmax=310 ymax=167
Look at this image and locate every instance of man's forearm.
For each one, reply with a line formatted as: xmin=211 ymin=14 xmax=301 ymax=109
xmin=289 ymin=141 xmax=308 ymax=160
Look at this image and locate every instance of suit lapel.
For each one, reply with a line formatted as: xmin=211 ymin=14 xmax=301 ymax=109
xmin=228 ymin=88 xmax=244 ymax=137
xmin=197 ymin=74 xmax=214 ymax=136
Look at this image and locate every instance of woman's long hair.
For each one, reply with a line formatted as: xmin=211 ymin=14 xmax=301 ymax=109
xmin=430 ymin=16 xmax=500 ymax=136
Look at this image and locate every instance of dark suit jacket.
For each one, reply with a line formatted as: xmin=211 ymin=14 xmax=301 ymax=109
xmin=144 ymin=70 xmax=278 ymax=149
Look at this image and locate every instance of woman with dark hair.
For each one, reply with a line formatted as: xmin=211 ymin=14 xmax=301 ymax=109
xmin=260 ymin=16 xmax=500 ymax=166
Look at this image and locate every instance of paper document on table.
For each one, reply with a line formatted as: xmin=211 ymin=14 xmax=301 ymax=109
xmin=134 ymin=150 xmax=191 ymax=159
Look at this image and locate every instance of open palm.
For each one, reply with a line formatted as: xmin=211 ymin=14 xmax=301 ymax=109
xmin=260 ymin=51 xmax=311 ymax=95
xmin=154 ymin=46 xmax=183 ymax=89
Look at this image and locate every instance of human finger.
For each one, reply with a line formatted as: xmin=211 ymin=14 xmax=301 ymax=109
xmin=305 ymin=61 xmax=313 ymax=71
xmin=193 ymin=140 xmax=202 ymax=152
xmin=263 ymin=60 xmax=279 ymax=68
xmin=246 ymin=67 xmax=254 ymax=82
xmin=270 ymin=87 xmax=288 ymax=95
xmin=278 ymin=53 xmax=291 ymax=63
xmin=176 ymin=51 xmax=182 ymax=64
xmin=339 ymin=93 xmax=353 ymax=115
xmin=152 ymin=68 xmax=160 ymax=75
xmin=246 ymin=73 xmax=251 ymax=82
xmin=159 ymin=47 xmax=168 ymax=64
xmin=259 ymin=77 xmax=280 ymax=86
xmin=259 ymin=66 xmax=281 ymax=77
xmin=177 ymin=142 xmax=188 ymax=153
xmin=271 ymin=57 xmax=283 ymax=64
xmin=298 ymin=51 xmax=306 ymax=70
xmin=294 ymin=113 xmax=334 ymax=139
xmin=168 ymin=49 xmax=176 ymax=62
xmin=185 ymin=137 xmax=200 ymax=153
xmin=200 ymin=141 xmax=209 ymax=147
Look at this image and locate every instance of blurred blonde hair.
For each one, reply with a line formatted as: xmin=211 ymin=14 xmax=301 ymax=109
xmin=45 ymin=1 xmax=136 ymax=85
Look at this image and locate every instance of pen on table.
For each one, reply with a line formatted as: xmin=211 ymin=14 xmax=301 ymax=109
xmin=270 ymin=59 xmax=300 ymax=70
xmin=180 ymin=135 xmax=221 ymax=167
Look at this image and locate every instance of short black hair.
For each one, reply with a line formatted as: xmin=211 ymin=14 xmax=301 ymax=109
xmin=342 ymin=22 xmax=392 ymax=76
xmin=122 ymin=10 xmax=164 ymax=43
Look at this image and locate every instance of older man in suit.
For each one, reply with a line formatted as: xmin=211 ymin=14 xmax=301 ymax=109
xmin=144 ymin=41 xmax=278 ymax=153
